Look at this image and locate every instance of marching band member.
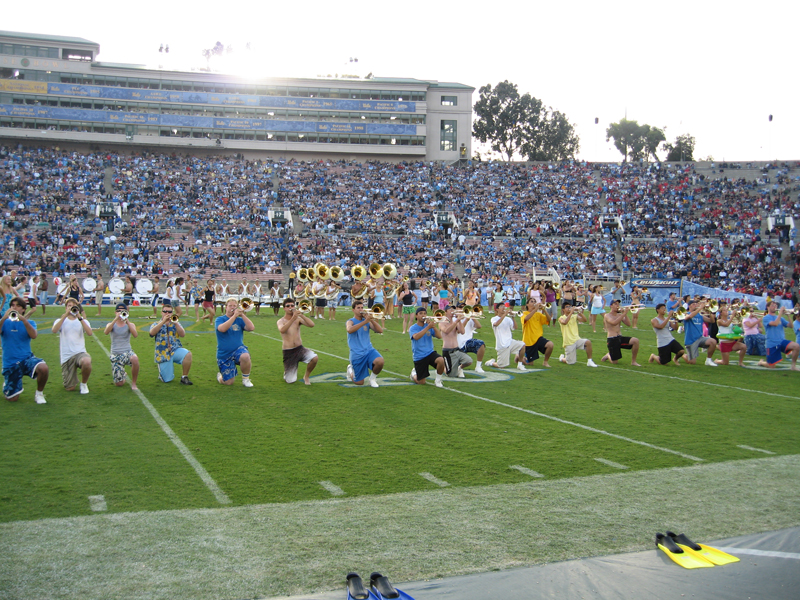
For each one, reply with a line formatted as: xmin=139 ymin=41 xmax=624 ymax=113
xmin=270 ymin=281 xmax=282 ymax=316
xmin=464 ymin=280 xmax=479 ymax=307
xmin=150 ymin=276 xmax=161 ymax=319
xmin=599 ymin=299 xmax=641 ymax=366
xmin=52 ymin=298 xmax=93 ymax=393
xmin=558 ymin=304 xmax=597 ymax=367
xmin=94 ymin=274 xmax=104 ymax=316
xmin=150 ymin=303 xmax=193 ymax=385
xmin=682 ymin=299 xmax=718 ymax=366
xmin=589 ymin=284 xmax=606 ymax=333
xmin=398 ymin=282 xmax=416 ymax=334
xmin=521 ymin=298 xmax=553 ymax=368
xmin=629 ymin=286 xmax=643 ymax=329
xmin=440 ymin=305 xmax=472 ymax=378
xmin=326 ymin=279 xmax=340 ymax=321
xmin=486 ymin=303 xmax=526 ymax=370
xmin=743 ymin=309 xmax=766 ymax=356
xmin=216 ymin=298 xmax=255 ymax=387
xmin=409 ymin=307 xmax=446 ymax=387
xmin=104 ymin=303 xmax=140 ymax=389
xmin=345 ymin=299 xmax=385 ymax=388
xmin=312 ymin=277 xmax=327 ymax=319
xmin=2 ymin=298 xmax=49 ymax=404
xmin=649 ymin=303 xmax=687 ymax=365
xmin=419 ymin=280 xmax=431 ymax=310
xmin=758 ymin=301 xmax=800 ymax=370
xmin=714 ymin=303 xmax=746 ymax=367
xmin=199 ymin=279 xmax=216 ymax=324
xmin=456 ymin=303 xmax=486 ymax=373
xmin=277 ymin=298 xmax=318 ymax=385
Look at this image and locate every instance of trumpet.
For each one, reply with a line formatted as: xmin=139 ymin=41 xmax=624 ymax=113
xmin=429 ymin=308 xmax=447 ymax=322
xmin=297 ymin=299 xmax=313 ymax=313
xmin=8 ymin=311 xmax=19 ymax=321
xmin=238 ymin=298 xmax=255 ymax=312
xmin=366 ymin=303 xmax=386 ymax=319
xmin=622 ymin=304 xmax=646 ymax=314
xmin=170 ymin=314 xmax=180 ymax=323
xmin=70 ymin=306 xmax=80 ymax=316
xmin=119 ymin=310 xmax=129 ymax=321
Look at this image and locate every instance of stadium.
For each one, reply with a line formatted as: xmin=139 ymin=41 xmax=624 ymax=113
xmin=1 ymin=29 xmax=800 ymax=600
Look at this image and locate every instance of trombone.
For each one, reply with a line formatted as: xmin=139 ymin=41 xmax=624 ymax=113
xmin=428 ymin=308 xmax=447 ymax=322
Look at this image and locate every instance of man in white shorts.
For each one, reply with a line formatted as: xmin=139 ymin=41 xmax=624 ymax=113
xmin=558 ymin=304 xmax=597 ymax=367
xmin=486 ymin=303 xmax=526 ymax=370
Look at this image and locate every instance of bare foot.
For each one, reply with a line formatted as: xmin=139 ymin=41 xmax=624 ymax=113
xmin=304 ymin=377 xmax=311 ymax=385
xmin=714 ymin=359 xmax=724 ymax=365
xmin=649 ymin=354 xmax=656 ymax=363
xmin=542 ymin=362 xmax=551 ymax=368
xmin=631 ymin=362 xmax=642 ymax=367
xmin=601 ymin=354 xmax=610 ymax=362
xmin=131 ymin=384 xmax=138 ymax=390
xmin=757 ymin=360 xmax=768 ymax=367
xmin=791 ymin=366 xmax=800 ymax=372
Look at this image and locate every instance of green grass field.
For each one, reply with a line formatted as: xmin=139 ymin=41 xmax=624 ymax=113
xmin=1 ymin=306 xmax=799 ymax=599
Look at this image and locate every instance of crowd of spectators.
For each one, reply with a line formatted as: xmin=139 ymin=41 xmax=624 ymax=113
xmin=1 ymin=144 xmax=799 ymax=298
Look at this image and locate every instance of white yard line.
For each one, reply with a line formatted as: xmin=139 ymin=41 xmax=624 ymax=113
xmin=251 ymin=332 xmax=705 ymax=462
xmin=510 ymin=465 xmax=545 ymax=478
xmin=419 ymin=472 xmax=450 ymax=487
xmin=92 ymin=337 xmax=231 ymax=505
xmin=88 ymin=495 xmax=107 ymax=512
xmin=737 ymin=445 xmax=776 ymax=455
xmin=594 ymin=458 xmax=629 ymax=470
xmin=319 ymin=481 xmax=345 ymax=496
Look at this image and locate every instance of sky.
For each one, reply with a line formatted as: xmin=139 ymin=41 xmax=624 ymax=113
xmin=5 ymin=0 xmax=798 ymax=162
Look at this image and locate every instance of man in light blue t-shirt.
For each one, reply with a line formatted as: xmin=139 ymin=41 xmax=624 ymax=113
xmin=215 ymin=298 xmax=255 ymax=387
xmin=758 ymin=301 xmax=799 ymax=369
xmin=409 ymin=307 xmax=445 ymax=387
xmin=682 ymin=299 xmax=718 ymax=366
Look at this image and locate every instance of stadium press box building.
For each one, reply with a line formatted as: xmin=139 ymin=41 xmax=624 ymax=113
xmin=0 ymin=30 xmax=473 ymax=162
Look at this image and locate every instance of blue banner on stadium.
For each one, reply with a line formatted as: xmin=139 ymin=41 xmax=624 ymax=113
xmin=0 ymin=104 xmax=417 ymax=135
xmin=680 ymin=280 xmax=791 ymax=310
xmin=44 ymin=83 xmax=416 ymax=112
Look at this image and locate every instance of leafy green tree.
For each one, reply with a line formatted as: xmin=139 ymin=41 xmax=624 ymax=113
xmin=664 ymin=134 xmax=696 ymax=162
xmin=606 ymin=119 xmax=665 ymax=162
xmin=473 ymin=81 xmax=579 ymax=161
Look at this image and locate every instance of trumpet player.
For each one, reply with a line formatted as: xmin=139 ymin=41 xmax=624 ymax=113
xmin=486 ymin=303 xmax=527 ymax=370
xmin=346 ymin=299 xmax=385 ymax=388
xmin=216 ymin=298 xmax=255 ymax=387
xmin=1 ymin=298 xmax=49 ymax=404
xmin=682 ymin=299 xmax=719 ymax=366
xmin=455 ymin=303 xmax=486 ymax=373
xmin=104 ymin=303 xmax=140 ymax=389
xmin=713 ymin=304 xmax=746 ymax=367
xmin=557 ymin=304 xmax=597 ymax=367
xmin=521 ymin=298 xmax=553 ymax=368
xmin=277 ymin=298 xmax=318 ymax=385
xmin=758 ymin=301 xmax=800 ymax=370
xmin=599 ymin=300 xmax=641 ymax=366
xmin=326 ymin=279 xmax=340 ymax=321
xmin=150 ymin=303 xmax=193 ymax=385
xmin=409 ymin=307 xmax=446 ymax=387
xmin=52 ymin=298 xmax=93 ymax=394
xmin=440 ymin=305 xmax=473 ymax=378
xmin=648 ymin=303 xmax=687 ymax=366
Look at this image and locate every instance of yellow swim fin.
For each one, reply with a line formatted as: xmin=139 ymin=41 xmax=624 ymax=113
xmin=656 ymin=533 xmax=715 ymax=568
xmin=666 ymin=531 xmax=740 ymax=566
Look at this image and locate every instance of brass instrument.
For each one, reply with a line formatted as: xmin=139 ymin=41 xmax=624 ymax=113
xmin=294 ymin=284 xmax=307 ymax=299
xmin=8 ymin=311 xmax=19 ymax=321
xmin=471 ymin=305 xmax=485 ymax=318
xmin=368 ymin=263 xmax=383 ymax=279
xmin=325 ymin=284 xmax=341 ymax=301
xmin=315 ymin=263 xmax=330 ymax=280
xmin=297 ymin=299 xmax=313 ymax=313
xmin=70 ymin=306 xmax=80 ymax=316
xmin=623 ymin=304 xmax=646 ymax=314
xmin=366 ymin=303 xmax=386 ymax=319
xmin=297 ymin=268 xmax=309 ymax=282
xmin=170 ymin=314 xmax=180 ymax=323
xmin=119 ymin=310 xmax=129 ymax=321
xmin=351 ymin=265 xmax=368 ymax=281
xmin=330 ymin=266 xmax=345 ymax=282
xmin=238 ymin=298 xmax=255 ymax=312
xmin=552 ymin=282 xmax=561 ymax=290
xmin=430 ymin=308 xmax=447 ymax=322
xmin=706 ymin=299 xmax=720 ymax=313
xmin=674 ymin=307 xmax=689 ymax=321
xmin=382 ymin=263 xmax=397 ymax=280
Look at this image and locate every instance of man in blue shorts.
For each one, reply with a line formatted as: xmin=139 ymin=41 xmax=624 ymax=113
xmin=216 ymin=298 xmax=255 ymax=387
xmin=758 ymin=301 xmax=800 ymax=370
xmin=409 ymin=307 xmax=445 ymax=387
xmin=345 ymin=299 xmax=385 ymax=387
xmin=1 ymin=298 xmax=49 ymax=404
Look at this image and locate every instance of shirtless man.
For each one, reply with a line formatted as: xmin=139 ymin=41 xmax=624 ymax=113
xmin=600 ymin=299 xmax=641 ymax=366
xmin=439 ymin=305 xmax=473 ymax=377
xmin=276 ymin=298 xmax=318 ymax=385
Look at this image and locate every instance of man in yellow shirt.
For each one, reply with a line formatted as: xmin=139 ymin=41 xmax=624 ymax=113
xmin=558 ymin=304 xmax=597 ymax=367
xmin=520 ymin=298 xmax=553 ymax=367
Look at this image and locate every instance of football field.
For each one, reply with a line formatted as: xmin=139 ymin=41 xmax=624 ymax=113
xmin=1 ymin=307 xmax=799 ymax=599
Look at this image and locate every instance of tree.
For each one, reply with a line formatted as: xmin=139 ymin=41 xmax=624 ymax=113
xmin=473 ymin=81 xmax=580 ymax=162
xmin=606 ymin=119 xmax=665 ymax=162
xmin=664 ymin=134 xmax=696 ymax=162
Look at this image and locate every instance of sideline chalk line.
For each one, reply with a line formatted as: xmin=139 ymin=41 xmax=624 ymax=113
xmin=92 ymin=336 xmax=231 ymax=504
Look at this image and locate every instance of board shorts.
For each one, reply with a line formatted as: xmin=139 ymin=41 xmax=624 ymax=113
xmin=3 ymin=356 xmax=45 ymax=399
xmin=495 ymin=339 xmax=525 ymax=368
xmin=606 ymin=335 xmax=633 ymax=361
xmin=766 ymin=339 xmax=792 ymax=366
xmin=350 ymin=348 xmax=382 ymax=383
xmin=687 ymin=337 xmax=713 ymax=361
xmin=282 ymin=345 xmax=317 ymax=383
xmin=61 ymin=352 xmax=91 ymax=389
xmin=460 ymin=338 xmax=486 ymax=354
xmin=719 ymin=340 xmax=740 ymax=353
xmin=413 ymin=351 xmax=442 ymax=381
xmin=327 ymin=299 xmax=337 ymax=308
xmin=403 ymin=305 xmax=416 ymax=314
xmin=657 ymin=339 xmax=684 ymax=364
xmin=443 ymin=348 xmax=472 ymax=376
xmin=110 ymin=350 xmax=137 ymax=383
xmin=151 ymin=294 xmax=160 ymax=307
xmin=525 ymin=336 xmax=550 ymax=363
xmin=218 ymin=345 xmax=249 ymax=382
